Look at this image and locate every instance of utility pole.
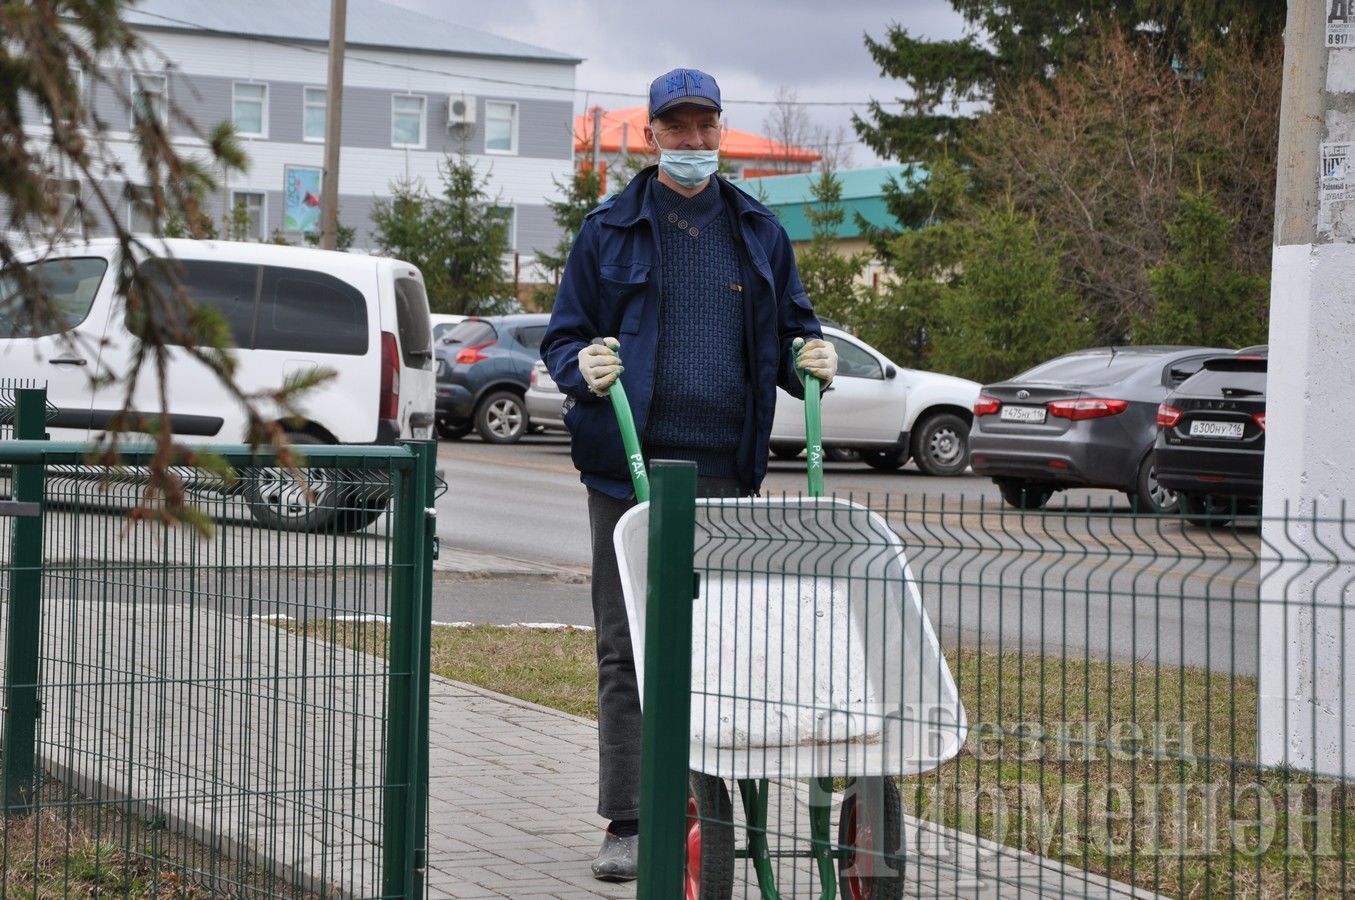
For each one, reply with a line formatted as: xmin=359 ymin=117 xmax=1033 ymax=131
xmin=591 ymin=106 xmax=602 ymax=175
xmin=319 ymin=0 xmax=347 ymax=250
xmin=1258 ymin=0 xmax=1355 ymax=777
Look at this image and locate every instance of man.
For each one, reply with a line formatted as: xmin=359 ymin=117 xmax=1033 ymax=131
xmin=541 ymin=67 xmax=837 ymax=882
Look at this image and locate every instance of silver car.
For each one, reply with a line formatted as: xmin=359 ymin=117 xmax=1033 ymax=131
xmin=525 ymin=360 xmax=567 ymax=432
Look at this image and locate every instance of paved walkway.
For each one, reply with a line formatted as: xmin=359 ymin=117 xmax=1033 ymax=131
xmin=5 ymin=506 xmax=1156 ymax=899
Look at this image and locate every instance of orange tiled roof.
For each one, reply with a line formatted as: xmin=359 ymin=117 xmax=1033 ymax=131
xmin=573 ymin=106 xmax=820 ymax=163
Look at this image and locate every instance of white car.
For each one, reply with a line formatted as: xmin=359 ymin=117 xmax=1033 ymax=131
xmin=525 ymin=326 xmax=982 ymax=474
xmin=770 ymin=326 xmax=982 ymax=475
xmin=430 ymin=312 xmax=467 ymax=344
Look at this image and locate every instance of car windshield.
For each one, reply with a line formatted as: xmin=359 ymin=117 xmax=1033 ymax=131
xmin=0 ymin=256 xmax=108 ymax=338
xmin=1015 ymin=351 xmax=1152 ymax=386
xmin=442 ymin=320 xmax=495 ymax=346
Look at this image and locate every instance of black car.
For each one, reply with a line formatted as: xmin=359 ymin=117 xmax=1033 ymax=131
xmin=435 ymin=313 xmax=549 ymax=443
xmin=969 ymin=346 xmax=1229 ymax=512
xmin=1154 ymin=349 xmax=1267 ymax=524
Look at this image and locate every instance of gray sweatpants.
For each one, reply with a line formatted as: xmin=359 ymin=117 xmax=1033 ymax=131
xmin=587 ymin=475 xmax=743 ymax=820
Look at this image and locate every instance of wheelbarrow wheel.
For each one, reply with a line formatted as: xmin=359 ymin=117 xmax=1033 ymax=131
xmin=686 ymin=771 xmax=734 ymax=900
xmin=838 ymin=777 xmax=904 ymax=900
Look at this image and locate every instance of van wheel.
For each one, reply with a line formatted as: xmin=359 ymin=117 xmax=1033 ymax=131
xmin=911 ymin=413 xmax=969 ymax=476
xmin=246 ymin=433 xmax=387 ymax=533
xmin=475 ymin=391 xmax=528 ymax=444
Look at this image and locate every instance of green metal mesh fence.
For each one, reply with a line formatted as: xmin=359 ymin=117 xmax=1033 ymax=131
xmin=1 ymin=392 xmax=434 ymax=899
xmin=635 ymin=464 xmax=1355 ymax=899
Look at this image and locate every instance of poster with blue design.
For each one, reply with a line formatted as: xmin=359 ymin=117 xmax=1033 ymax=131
xmin=283 ymin=165 xmax=323 ymax=233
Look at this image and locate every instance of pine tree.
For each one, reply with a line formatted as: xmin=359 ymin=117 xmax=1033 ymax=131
xmin=853 ymin=2 xmax=1283 ymax=231
xmin=931 ymin=201 xmax=1091 ymax=384
xmin=533 ymin=166 xmax=602 ymax=310
xmin=794 ymin=170 xmax=871 ymax=328
xmin=369 ymin=156 xmax=513 ymax=316
xmin=1134 ymin=189 xmax=1268 ymax=347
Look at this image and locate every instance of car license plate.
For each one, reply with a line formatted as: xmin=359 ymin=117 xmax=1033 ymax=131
xmin=1189 ymin=420 xmax=1244 ymax=439
xmin=412 ymin=425 xmax=433 ymax=440
xmin=1001 ymin=405 xmax=1047 ymax=424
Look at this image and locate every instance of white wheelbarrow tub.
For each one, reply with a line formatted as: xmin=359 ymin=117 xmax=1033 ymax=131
xmin=615 ymin=495 xmax=968 ymax=781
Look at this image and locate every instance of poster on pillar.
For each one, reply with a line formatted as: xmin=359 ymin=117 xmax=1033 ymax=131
xmin=1321 ymin=143 xmax=1353 ymax=206
xmin=283 ymin=165 xmax=323 ymax=234
xmin=1331 ymin=0 xmax=1354 ymax=47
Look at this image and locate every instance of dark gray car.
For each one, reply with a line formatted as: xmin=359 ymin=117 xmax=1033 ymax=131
xmin=969 ymin=346 xmax=1229 ymax=512
xmin=435 ymin=313 xmax=550 ymax=443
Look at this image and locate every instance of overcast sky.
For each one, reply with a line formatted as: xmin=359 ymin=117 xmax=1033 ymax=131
xmin=382 ymin=0 xmax=968 ymax=167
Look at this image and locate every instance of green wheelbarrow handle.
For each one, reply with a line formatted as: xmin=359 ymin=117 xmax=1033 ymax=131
xmin=794 ymin=337 xmax=825 ymax=498
xmin=602 ymin=339 xmax=650 ymax=503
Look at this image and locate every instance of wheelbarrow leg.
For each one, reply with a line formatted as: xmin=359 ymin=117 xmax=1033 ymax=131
xmin=810 ymin=778 xmax=838 ymax=900
xmin=737 ymin=778 xmax=782 ymax=900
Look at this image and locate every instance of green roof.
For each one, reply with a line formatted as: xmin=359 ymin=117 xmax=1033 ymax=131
xmin=734 ymin=165 xmax=921 ymax=241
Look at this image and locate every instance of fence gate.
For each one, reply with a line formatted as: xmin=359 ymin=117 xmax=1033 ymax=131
xmin=1 ymin=384 xmax=435 ymax=899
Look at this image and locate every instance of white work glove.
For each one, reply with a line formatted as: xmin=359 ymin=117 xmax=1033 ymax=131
xmin=578 ymin=337 xmax=622 ymax=397
xmin=796 ymin=338 xmax=837 ymax=387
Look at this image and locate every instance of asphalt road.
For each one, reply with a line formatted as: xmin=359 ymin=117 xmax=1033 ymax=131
xmin=433 ymin=432 xmax=1262 ymax=675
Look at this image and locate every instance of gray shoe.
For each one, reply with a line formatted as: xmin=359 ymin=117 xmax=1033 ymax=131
xmin=591 ymin=831 xmax=639 ymax=882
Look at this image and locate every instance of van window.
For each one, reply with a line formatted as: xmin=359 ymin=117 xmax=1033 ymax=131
xmin=256 ymin=265 xmax=367 ymax=355
xmin=0 ymin=257 xmax=107 ymax=338
xmin=394 ymin=277 xmax=433 ymax=369
xmin=136 ymin=258 xmax=259 ymax=348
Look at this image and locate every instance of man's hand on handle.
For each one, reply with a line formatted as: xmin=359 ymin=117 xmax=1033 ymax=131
xmin=796 ymin=338 xmax=838 ymax=387
xmin=579 ymin=337 xmax=623 ymax=396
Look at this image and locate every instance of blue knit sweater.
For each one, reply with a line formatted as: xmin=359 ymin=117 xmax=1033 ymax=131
xmin=644 ymin=180 xmax=748 ymax=478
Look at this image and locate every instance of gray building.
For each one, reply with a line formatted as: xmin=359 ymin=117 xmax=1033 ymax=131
xmin=18 ymin=0 xmax=579 ymax=278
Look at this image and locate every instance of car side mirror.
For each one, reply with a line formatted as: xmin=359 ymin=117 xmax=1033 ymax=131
xmin=884 ymin=365 xmax=897 ymax=379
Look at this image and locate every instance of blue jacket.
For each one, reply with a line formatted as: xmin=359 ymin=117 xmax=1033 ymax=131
xmin=542 ymin=168 xmax=822 ymax=499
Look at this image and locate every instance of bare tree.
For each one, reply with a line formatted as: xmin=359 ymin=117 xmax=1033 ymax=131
xmin=761 ymin=86 xmax=816 ymax=174
xmin=0 ymin=1 xmax=326 ymax=529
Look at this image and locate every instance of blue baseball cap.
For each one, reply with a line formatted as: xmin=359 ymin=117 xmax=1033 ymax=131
xmin=648 ymin=68 xmax=722 ymax=120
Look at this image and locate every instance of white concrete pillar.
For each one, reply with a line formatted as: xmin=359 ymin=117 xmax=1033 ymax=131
xmin=1258 ymin=0 xmax=1355 ymax=777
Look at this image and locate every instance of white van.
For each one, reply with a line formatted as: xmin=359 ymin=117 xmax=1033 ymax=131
xmin=0 ymin=238 xmax=436 ymax=531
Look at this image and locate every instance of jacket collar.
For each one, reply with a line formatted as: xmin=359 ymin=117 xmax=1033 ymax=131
xmin=599 ymin=166 xmax=773 ymax=230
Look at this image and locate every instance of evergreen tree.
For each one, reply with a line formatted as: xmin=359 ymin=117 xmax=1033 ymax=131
xmin=854 ymin=2 xmax=1283 ymax=231
xmin=533 ymin=166 xmax=602 ymax=310
xmin=369 ymin=156 xmax=513 ymax=316
xmin=795 ymin=170 xmax=871 ymax=328
xmin=1134 ymin=189 xmax=1268 ymax=347
xmin=858 ymin=158 xmax=969 ymax=369
xmin=931 ymin=201 xmax=1091 ymax=384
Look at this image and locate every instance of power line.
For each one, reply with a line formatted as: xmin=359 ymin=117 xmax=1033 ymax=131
xmin=132 ymin=9 xmax=906 ymax=109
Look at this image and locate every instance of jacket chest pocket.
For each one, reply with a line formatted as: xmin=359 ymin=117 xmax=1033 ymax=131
xmin=600 ymin=264 xmax=650 ymax=336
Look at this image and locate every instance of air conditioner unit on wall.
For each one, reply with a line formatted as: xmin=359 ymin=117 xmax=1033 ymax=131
xmin=448 ymin=94 xmax=477 ymax=127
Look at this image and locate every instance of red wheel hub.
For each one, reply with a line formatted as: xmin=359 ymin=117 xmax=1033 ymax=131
xmin=685 ymin=794 xmax=702 ymax=900
xmin=843 ymin=797 xmax=877 ymax=900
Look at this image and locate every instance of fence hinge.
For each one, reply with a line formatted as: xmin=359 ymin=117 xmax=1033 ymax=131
xmin=0 ymin=500 xmax=40 ymax=519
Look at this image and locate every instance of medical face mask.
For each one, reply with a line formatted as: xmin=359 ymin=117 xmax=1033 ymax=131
xmin=659 ymin=149 xmax=719 ymax=188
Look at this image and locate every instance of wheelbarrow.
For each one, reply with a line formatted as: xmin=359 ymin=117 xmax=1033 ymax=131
xmin=606 ymin=340 xmax=968 ymax=899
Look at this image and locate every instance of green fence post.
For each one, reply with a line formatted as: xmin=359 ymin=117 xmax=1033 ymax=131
xmin=3 ymin=387 xmax=48 ymax=814
xmin=637 ymin=460 xmax=697 ymax=900
xmin=382 ymin=442 xmax=434 ymax=898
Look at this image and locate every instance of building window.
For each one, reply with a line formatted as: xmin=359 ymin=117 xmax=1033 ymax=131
xmin=126 ymin=185 xmax=157 ymax=233
xmin=492 ymin=205 xmax=516 ymax=249
xmin=485 ymin=101 xmax=517 ymax=154
xmin=303 ymin=87 xmax=326 ymax=142
xmin=41 ymin=66 xmax=85 ymax=126
xmin=391 ymin=94 xmax=426 ymax=148
xmin=130 ymin=72 xmax=167 ymax=127
xmin=229 ymin=191 xmax=267 ymax=241
xmin=233 ymin=82 xmax=268 ymax=137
